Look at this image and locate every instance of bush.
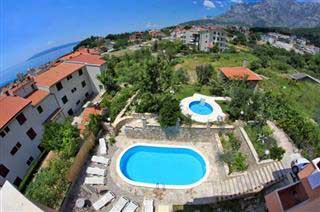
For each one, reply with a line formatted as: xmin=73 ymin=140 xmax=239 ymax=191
xmin=270 ymin=146 xmax=285 ymax=161
xmin=135 ymin=92 xmax=160 ymax=113
xmin=221 ymin=152 xmax=248 ymax=173
xmin=84 ymin=114 xmax=102 ymax=138
xmin=158 ymin=95 xmax=180 ymax=128
xmin=196 ymin=65 xmax=213 ymax=85
xmin=109 ymin=88 xmax=133 ymax=121
xmin=174 ymin=68 xmax=189 ymax=85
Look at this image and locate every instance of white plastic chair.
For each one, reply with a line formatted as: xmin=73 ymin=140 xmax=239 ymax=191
xmin=92 ymin=191 xmax=115 ymax=211
xmin=109 ymin=196 xmax=129 ymax=212
xmin=84 ymin=176 xmax=105 ymax=185
xmin=86 ymin=167 xmax=106 ymax=176
xmin=99 ymin=138 xmax=107 ymax=155
xmin=123 ymin=201 xmax=139 ymax=212
xmin=143 ymin=199 xmax=154 ymax=212
xmin=91 ymin=155 xmax=110 ymax=165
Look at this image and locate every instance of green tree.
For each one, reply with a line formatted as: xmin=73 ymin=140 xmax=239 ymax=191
xmin=158 ymin=95 xmax=180 ymax=128
xmin=98 ymin=70 xmax=119 ymax=93
xmin=196 ymin=65 xmax=213 ymax=85
xmin=174 ymin=68 xmax=189 ymax=85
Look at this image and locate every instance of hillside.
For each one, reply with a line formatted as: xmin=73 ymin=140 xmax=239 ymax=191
xmin=183 ymin=0 xmax=320 ymax=28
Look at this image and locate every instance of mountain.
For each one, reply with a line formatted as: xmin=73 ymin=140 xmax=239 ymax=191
xmin=27 ymin=41 xmax=79 ymax=60
xmin=183 ymin=0 xmax=320 ymax=28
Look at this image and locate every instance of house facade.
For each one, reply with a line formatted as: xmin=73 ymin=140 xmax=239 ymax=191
xmin=0 ymin=51 xmax=106 ymax=186
xmin=199 ymin=29 xmax=227 ymax=52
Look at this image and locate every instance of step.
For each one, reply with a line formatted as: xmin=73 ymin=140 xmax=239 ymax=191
xmin=254 ymin=169 xmax=264 ymax=185
xmin=266 ymin=165 xmax=276 ymax=182
xmin=231 ymin=177 xmax=240 ymax=195
xmin=250 ymin=171 xmax=260 ymax=189
xmin=228 ymin=178 xmax=235 ymax=195
xmin=258 ymin=167 xmax=268 ymax=184
xmin=262 ymin=166 xmax=273 ymax=183
xmin=271 ymin=162 xmax=283 ymax=180
xmin=244 ymin=174 xmax=254 ymax=191
xmin=239 ymin=176 xmax=248 ymax=193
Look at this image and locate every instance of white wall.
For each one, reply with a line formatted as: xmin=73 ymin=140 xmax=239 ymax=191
xmin=85 ymin=64 xmax=106 ymax=94
xmin=47 ymin=67 xmax=94 ymax=116
xmin=0 ymin=105 xmax=42 ymax=185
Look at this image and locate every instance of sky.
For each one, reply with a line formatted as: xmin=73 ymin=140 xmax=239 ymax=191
xmin=0 ymin=0 xmax=317 ymax=71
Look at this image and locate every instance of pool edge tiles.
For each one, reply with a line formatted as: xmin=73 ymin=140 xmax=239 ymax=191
xmin=116 ymin=143 xmax=210 ymax=189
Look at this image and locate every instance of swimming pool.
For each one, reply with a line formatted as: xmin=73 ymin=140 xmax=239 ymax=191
xmin=189 ymin=100 xmax=213 ymax=115
xmin=117 ymin=144 xmax=208 ymax=189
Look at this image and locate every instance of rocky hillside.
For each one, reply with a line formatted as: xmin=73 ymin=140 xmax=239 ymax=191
xmin=183 ymin=0 xmax=320 ymax=28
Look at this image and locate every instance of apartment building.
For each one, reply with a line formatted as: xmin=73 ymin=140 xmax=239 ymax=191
xmin=35 ymin=63 xmax=94 ymax=117
xmin=0 ymin=51 xmax=107 ymax=186
xmin=0 ymin=79 xmax=62 ymax=186
xmin=64 ymin=54 xmax=107 ymax=94
xmin=199 ymin=28 xmax=227 ymax=52
xmin=171 ymin=26 xmax=227 ymax=52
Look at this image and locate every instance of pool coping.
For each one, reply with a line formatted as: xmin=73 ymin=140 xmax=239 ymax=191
xmin=180 ymin=93 xmax=226 ymax=123
xmin=116 ymin=143 xmax=210 ymax=190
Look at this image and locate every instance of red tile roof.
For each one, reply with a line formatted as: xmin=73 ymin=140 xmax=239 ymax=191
xmin=219 ymin=67 xmax=263 ymax=81
xmin=35 ymin=63 xmax=84 ymax=87
xmin=67 ymin=54 xmax=106 ymax=66
xmin=0 ymin=95 xmax=31 ymax=129
xmin=25 ymin=90 xmax=50 ymax=106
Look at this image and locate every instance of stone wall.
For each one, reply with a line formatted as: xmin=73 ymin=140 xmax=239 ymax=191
xmin=124 ymin=124 xmax=234 ymax=142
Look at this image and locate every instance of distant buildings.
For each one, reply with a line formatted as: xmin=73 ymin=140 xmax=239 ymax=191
xmin=0 ymin=49 xmax=106 ymax=186
xmin=261 ymin=32 xmax=320 ymax=55
xmin=170 ymin=26 xmax=227 ymax=52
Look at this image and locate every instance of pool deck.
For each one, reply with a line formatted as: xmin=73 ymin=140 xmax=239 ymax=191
xmin=109 ymin=135 xmax=227 ymax=205
xmin=180 ymin=93 xmax=226 ymax=123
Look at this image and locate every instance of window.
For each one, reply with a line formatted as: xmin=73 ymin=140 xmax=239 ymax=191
xmin=56 ymin=82 xmax=63 ymax=91
xmin=67 ymin=109 xmax=74 ymax=116
xmin=85 ymin=92 xmax=89 ymax=98
xmin=26 ymin=156 xmax=34 ymax=166
xmin=4 ymin=126 xmax=10 ymax=133
xmin=26 ymin=128 xmax=37 ymax=140
xmin=78 ymin=69 xmax=83 ymax=76
xmin=13 ymin=177 xmax=22 ymax=187
xmin=0 ymin=131 xmax=5 ymax=138
xmin=81 ymin=81 xmax=86 ymax=88
xmin=38 ymin=145 xmax=44 ymax=152
xmin=0 ymin=164 xmax=9 ymax=178
xmin=10 ymin=142 xmax=22 ymax=155
xmin=16 ymin=113 xmax=27 ymax=125
xmin=71 ymin=87 xmax=77 ymax=93
xmin=37 ymin=105 xmax=43 ymax=114
xmin=76 ymin=100 xmax=81 ymax=105
xmin=67 ymin=75 xmax=73 ymax=80
xmin=61 ymin=95 xmax=68 ymax=104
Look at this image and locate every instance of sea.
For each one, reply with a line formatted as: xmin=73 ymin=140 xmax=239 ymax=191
xmin=0 ymin=41 xmax=79 ymax=87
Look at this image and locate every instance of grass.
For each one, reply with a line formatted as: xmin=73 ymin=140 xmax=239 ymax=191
xmin=175 ymin=84 xmax=211 ymax=100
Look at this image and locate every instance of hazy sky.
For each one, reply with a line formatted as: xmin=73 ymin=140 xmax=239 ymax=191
xmin=0 ymin=0 xmax=316 ymax=71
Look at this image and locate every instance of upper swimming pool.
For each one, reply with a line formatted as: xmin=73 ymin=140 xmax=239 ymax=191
xmin=189 ymin=100 xmax=214 ymax=115
xmin=117 ymin=144 xmax=208 ymax=189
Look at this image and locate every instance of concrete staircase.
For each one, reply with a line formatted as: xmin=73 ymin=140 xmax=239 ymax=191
xmin=211 ymin=161 xmax=288 ymax=201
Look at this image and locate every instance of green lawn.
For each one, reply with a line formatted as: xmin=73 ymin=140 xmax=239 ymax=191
xmin=175 ymin=84 xmax=211 ymax=100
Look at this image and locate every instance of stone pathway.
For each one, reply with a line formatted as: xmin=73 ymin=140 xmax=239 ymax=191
xmin=267 ymin=120 xmax=301 ymax=168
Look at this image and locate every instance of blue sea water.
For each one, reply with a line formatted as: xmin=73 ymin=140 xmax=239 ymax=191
xmin=189 ymin=101 xmax=214 ymax=115
xmin=119 ymin=145 xmax=207 ymax=186
xmin=0 ymin=42 xmax=78 ymax=87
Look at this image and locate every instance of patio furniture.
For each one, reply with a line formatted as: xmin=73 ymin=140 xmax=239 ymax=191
xmin=99 ymin=138 xmax=107 ymax=155
xmin=86 ymin=167 xmax=106 ymax=176
xmin=109 ymin=196 xmax=129 ymax=212
xmin=91 ymin=155 xmax=110 ymax=165
xmin=92 ymin=191 xmax=115 ymax=211
xmin=143 ymin=199 xmax=154 ymax=212
xmin=123 ymin=201 xmax=139 ymax=212
xmin=84 ymin=176 xmax=105 ymax=185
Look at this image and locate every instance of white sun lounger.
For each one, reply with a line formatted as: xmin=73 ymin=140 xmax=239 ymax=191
xmin=91 ymin=155 xmax=110 ymax=165
xmin=84 ymin=176 xmax=105 ymax=185
xmin=123 ymin=201 xmax=139 ymax=212
xmin=99 ymin=138 xmax=107 ymax=155
xmin=92 ymin=191 xmax=115 ymax=211
xmin=143 ymin=199 xmax=154 ymax=212
xmin=86 ymin=167 xmax=106 ymax=176
xmin=109 ymin=196 xmax=129 ymax=212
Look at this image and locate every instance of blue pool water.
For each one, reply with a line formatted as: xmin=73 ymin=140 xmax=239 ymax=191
xmin=119 ymin=145 xmax=207 ymax=186
xmin=189 ymin=101 xmax=213 ymax=115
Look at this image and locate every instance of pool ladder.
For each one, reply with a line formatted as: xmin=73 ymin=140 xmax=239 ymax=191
xmin=156 ymin=183 xmax=165 ymax=190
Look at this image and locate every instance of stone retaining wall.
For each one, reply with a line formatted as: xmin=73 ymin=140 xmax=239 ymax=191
xmin=124 ymin=124 xmax=234 ymax=142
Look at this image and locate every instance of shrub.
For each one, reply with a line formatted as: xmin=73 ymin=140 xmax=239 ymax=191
xmin=270 ymin=146 xmax=285 ymax=161
xmin=221 ymin=152 xmax=248 ymax=173
xmin=109 ymin=88 xmax=133 ymax=121
xmin=135 ymin=92 xmax=160 ymax=113
xmin=158 ymin=95 xmax=180 ymax=128
xmin=174 ymin=68 xmax=189 ymax=85
xmin=196 ymin=65 xmax=213 ymax=85
xmin=84 ymin=114 xmax=102 ymax=138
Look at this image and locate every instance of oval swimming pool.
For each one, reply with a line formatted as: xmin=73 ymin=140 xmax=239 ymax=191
xmin=189 ymin=101 xmax=213 ymax=115
xmin=117 ymin=144 xmax=208 ymax=189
